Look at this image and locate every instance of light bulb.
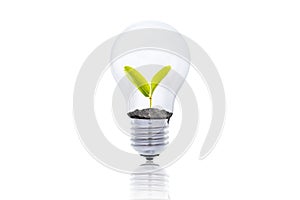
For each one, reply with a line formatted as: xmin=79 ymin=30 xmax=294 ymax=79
xmin=111 ymin=21 xmax=190 ymax=160
xmin=130 ymin=161 xmax=170 ymax=200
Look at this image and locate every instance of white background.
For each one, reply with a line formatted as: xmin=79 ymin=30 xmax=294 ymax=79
xmin=1 ymin=0 xmax=300 ymax=199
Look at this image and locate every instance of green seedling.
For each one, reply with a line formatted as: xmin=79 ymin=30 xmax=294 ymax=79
xmin=124 ymin=65 xmax=171 ymax=107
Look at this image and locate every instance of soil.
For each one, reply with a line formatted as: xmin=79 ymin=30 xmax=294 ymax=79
xmin=127 ymin=108 xmax=173 ymax=122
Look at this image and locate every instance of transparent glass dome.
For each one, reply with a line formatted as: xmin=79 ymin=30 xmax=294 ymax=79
xmin=110 ymin=21 xmax=190 ymax=113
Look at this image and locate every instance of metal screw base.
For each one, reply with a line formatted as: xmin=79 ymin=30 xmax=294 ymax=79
xmin=131 ymin=118 xmax=169 ymax=159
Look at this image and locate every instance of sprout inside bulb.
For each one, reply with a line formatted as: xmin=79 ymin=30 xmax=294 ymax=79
xmin=110 ymin=21 xmax=190 ymax=159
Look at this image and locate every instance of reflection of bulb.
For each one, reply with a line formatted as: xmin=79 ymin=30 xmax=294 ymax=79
xmin=130 ymin=161 xmax=170 ymax=200
xmin=111 ymin=21 xmax=190 ymax=160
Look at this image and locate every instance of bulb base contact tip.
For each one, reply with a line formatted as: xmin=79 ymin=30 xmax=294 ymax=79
xmin=141 ymin=154 xmax=160 ymax=161
xmin=130 ymin=118 xmax=169 ymax=160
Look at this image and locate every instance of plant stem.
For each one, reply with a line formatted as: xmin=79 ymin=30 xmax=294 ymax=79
xmin=149 ymin=96 xmax=152 ymax=108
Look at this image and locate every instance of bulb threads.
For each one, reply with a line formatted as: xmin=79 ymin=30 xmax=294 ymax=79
xmin=130 ymin=118 xmax=169 ymax=160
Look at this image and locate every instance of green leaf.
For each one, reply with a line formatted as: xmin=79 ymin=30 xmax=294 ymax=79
xmin=150 ymin=65 xmax=171 ymax=96
xmin=124 ymin=66 xmax=150 ymax=97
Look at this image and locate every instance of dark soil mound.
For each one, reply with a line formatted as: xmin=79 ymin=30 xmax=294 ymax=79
xmin=127 ymin=108 xmax=173 ymax=122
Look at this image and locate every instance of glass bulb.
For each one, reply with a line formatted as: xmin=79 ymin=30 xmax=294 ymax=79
xmin=110 ymin=21 xmax=190 ymax=159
